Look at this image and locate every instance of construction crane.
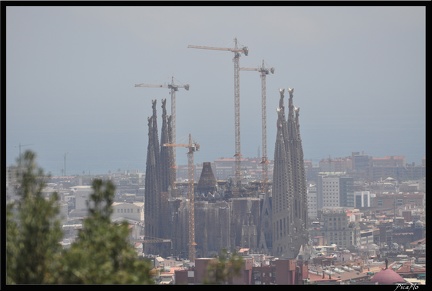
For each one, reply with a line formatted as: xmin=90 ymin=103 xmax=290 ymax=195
xmin=135 ymin=76 xmax=190 ymax=170
xmin=188 ymin=38 xmax=248 ymax=196
xmin=163 ymin=134 xmax=199 ymax=262
xmin=240 ymin=60 xmax=275 ymax=195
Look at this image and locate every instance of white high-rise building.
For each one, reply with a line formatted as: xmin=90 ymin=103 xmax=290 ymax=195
xmin=317 ymin=173 xmax=343 ymax=208
xmin=307 ymin=183 xmax=318 ymax=220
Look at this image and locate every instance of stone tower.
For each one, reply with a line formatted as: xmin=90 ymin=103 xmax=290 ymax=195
xmin=143 ymin=99 xmax=174 ymax=256
xmin=271 ymin=88 xmax=308 ymax=259
xmin=143 ymin=100 xmax=162 ymax=255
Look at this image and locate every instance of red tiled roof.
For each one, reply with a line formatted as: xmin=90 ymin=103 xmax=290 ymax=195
xmin=370 ymin=268 xmax=407 ymax=284
xmin=392 ymin=261 xmax=426 ymax=275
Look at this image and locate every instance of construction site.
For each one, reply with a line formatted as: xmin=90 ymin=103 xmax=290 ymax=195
xmin=136 ymin=38 xmax=309 ymax=262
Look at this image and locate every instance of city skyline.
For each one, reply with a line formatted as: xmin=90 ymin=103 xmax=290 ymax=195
xmin=5 ymin=5 xmax=426 ymax=176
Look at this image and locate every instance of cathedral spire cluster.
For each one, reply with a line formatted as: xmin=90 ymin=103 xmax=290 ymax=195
xmin=143 ymin=88 xmax=309 ymax=259
xmin=270 ymin=88 xmax=308 ymax=259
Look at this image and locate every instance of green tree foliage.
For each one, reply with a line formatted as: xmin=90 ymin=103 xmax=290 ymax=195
xmin=51 ymin=179 xmax=155 ymax=284
xmin=6 ymin=150 xmax=155 ymax=284
xmin=203 ymin=249 xmax=244 ymax=285
xmin=6 ymin=203 xmax=18 ymax=285
xmin=6 ymin=150 xmax=63 ymax=284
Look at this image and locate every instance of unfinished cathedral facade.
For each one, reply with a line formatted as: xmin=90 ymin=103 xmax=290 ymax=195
xmin=143 ymin=88 xmax=308 ymax=259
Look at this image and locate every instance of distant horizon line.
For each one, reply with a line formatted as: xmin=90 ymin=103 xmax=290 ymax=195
xmin=6 ymin=153 xmax=425 ymax=178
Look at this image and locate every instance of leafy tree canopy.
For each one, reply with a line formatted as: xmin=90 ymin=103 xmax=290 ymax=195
xmin=6 ymin=150 xmax=63 ymax=284
xmin=6 ymin=150 xmax=155 ymax=285
xmin=51 ymin=178 xmax=155 ymax=284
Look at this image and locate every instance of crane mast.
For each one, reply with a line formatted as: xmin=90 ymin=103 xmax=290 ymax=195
xmin=163 ymin=134 xmax=199 ymax=262
xmin=240 ymin=60 xmax=274 ymax=195
xmin=188 ymin=38 xmax=248 ymax=196
xmin=135 ymin=77 xmax=190 ymax=179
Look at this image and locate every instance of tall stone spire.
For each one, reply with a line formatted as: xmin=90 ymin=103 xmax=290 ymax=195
xmin=144 ymin=101 xmax=161 ymax=254
xmin=270 ymin=87 xmax=308 ymax=259
xmin=271 ymin=89 xmax=296 ymax=258
xmin=151 ymin=99 xmax=161 ymax=188
xmin=295 ymin=104 xmax=309 ymax=245
xmin=286 ymin=88 xmax=308 ymax=258
xmin=160 ymin=98 xmax=172 ymax=194
xmin=159 ymin=98 xmax=174 ymax=240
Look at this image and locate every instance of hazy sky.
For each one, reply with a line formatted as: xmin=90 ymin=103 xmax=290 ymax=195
xmin=6 ymin=5 xmax=425 ymax=175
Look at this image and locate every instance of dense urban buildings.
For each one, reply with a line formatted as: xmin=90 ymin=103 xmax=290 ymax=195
xmin=5 ymin=92 xmax=425 ymax=285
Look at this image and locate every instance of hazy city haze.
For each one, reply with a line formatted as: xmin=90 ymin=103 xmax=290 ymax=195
xmin=5 ymin=5 xmax=426 ymax=175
